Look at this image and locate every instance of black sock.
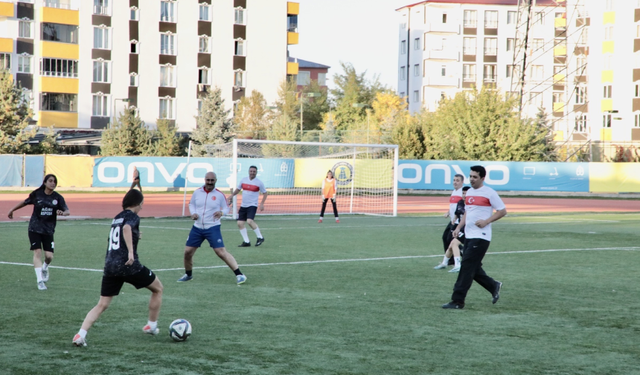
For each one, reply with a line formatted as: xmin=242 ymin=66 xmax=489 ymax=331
xmin=186 ymin=270 xmax=192 ymax=277
xmin=233 ymin=268 xmax=243 ymax=276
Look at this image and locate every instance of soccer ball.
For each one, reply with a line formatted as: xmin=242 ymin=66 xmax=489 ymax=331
xmin=169 ymin=319 xmax=192 ymax=342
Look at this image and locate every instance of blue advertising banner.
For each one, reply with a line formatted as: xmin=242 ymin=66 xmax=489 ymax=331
xmin=398 ymin=160 xmax=589 ymax=192
xmin=0 ymin=155 xmax=22 ymax=187
xmin=25 ymin=155 xmax=45 ymax=187
xmin=92 ymin=157 xmax=295 ymax=188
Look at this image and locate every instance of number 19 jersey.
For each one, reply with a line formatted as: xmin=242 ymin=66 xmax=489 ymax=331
xmin=104 ymin=210 xmax=143 ymax=276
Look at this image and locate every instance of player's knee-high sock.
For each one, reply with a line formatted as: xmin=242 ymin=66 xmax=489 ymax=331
xmin=240 ymin=228 xmax=250 ymax=242
xmin=253 ymin=227 xmax=263 ymax=239
xmin=35 ymin=267 xmax=43 ymax=282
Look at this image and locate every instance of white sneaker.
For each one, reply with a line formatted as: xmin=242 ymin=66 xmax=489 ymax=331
xmin=72 ymin=334 xmax=87 ymax=347
xmin=41 ymin=267 xmax=49 ymax=283
xmin=37 ymin=281 xmax=47 ymax=290
xmin=143 ymin=325 xmax=159 ymax=335
xmin=236 ymin=274 xmax=247 ymax=285
xmin=449 ymin=266 xmax=461 ymax=273
xmin=433 ymin=263 xmax=447 ymax=270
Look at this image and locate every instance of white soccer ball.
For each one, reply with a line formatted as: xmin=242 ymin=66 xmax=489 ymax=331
xmin=169 ymin=319 xmax=192 ymax=342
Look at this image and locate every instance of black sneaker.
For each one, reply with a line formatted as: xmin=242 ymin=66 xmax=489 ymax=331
xmin=238 ymin=242 xmax=251 ymax=247
xmin=492 ymin=281 xmax=502 ymax=304
xmin=442 ymin=302 xmax=464 ymax=309
xmin=255 ymin=237 xmax=265 ymax=247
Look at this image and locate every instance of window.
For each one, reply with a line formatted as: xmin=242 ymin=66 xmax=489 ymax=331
xmin=130 ymin=7 xmax=139 ymax=20
xmin=160 ymin=33 xmax=175 ymax=55
xmin=506 ymin=65 xmax=513 ymax=78
xmin=159 ymin=98 xmax=174 ymax=119
xmin=463 ymin=37 xmax=476 ymax=55
xmin=288 ymin=14 xmax=298 ymax=32
xmin=605 ymin=0 xmax=614 ymax=11
xmin=93 ymin=27 xmax=110 ymax=49
xmin=318 ymin=73 xmax=326 ymax=86
xmin=414 ymin=38 xmax=420 ymax=50
xmin=160 ymin=65 xmax=175 ymax=87
xmin=400 ymin=40 xmax=406 ymax=54
xmin=463 ymin=64 xmax=476 ymax=81
xmin=529 ymin=92 xmax=543 ymax=108
xmin=42 ymin=23 xmax=78 ymax=44
xmin=130 ymin=41 xmax=139 ymax=54
xmin=297 ymin=71 xmax=310 ymax=86
xmin=603 ymin=113 xmax=612 ymax=128
xmin=532 ymin=38 xmax=544 ymax=52
xmin=635 ymin=112 xmax=640 ymax=128
xmin=160 ymin=1 xmax=176 ymax=22
xmin=234 ymin=70 xmax=245 ymax=87
xmin=40 ymin=58 xmax=78 ymax=77
xmin=414 ymin=64 xmax=420 ymax=77
xmin=575 ymin=86 xmax=587 ymax=104
xmin=17 ymin=55 xmax=32 ymax=73
xmin=198 ymin=68 xmax=209 ymax=85
xmin=463 ymin=10 xmax=476 ymax=28
xmin=440 ymin=65 xmax=446 ymax=77
xmin=575 ymin=113 xmax=588 ymax=132
xmin=413 ymin=90 xmax=419 ymax=103
xmin=506 ymin=38 xmax=514 ymax=52
xmin=636 ymin=23 xmax=640 ymax=38
xmin=197 ymin=99 xmax=203 ymax=116
xmin=93 ymin=0 xmax=109 ymax=15
xmin=442 ymin=13 xmax=447 ymax=23
xmin=553 ymin=66 xmax=565 ymax=76
xmin=484 ymin=38 xmax=497 ymax=56
xmin=507 ymin=11 xmax=517 ymax=25
xmin=534 ymin=12 xmax=544 ymax=25
xmin=129 ymin=73 xmax=138 ymax=87
xmin=635 ymin=82 xmax=640 ymax=98
xmin=483 ymin=65 xmax=496 ymax=82
xmin=603 ymin=54 xmax=613 ymax=70
xmin=92 ymin=94 xmax=109 ymax=116
xmin=578 ymin=28 xmax=588 ymax=45
xmin=199 ymin=4 xmax=210 ymax=21
xmin=21 ymin=89 xmax=33 ymax=110
xmin=484 ymin=11 xmax=498 ymax=28
xmin=400 ymin=66 xmax=405 ymax=80
xmin=40 ymin=93 xmax=77 ymax=112
xmin=234 ymin=7 xmax=245 ymax=25
xmin=577 ymin=55 xmax=587 ymax=72
xmin=92 ymin=60 xmax=109 ymax=83
xmin=234 ymin=39 xmax=245 ymax=56
xmin=603 ymin=85 xmax=612 ymax=99
xmin=199 ymin=36 xmax=210 ymax=53
xmin=604 ymin=26 xmax=614 ymax=41
xmin=530 ymin=65 xmax=544 ymax=82
xmin=19 ymin=20 xmax=33 ymax=38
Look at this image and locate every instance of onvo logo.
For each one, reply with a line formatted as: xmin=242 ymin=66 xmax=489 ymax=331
xmin=398 ymin=163 xmax=510 ymax=186
xmin=96 ymin=162 xmax=215 ymax=184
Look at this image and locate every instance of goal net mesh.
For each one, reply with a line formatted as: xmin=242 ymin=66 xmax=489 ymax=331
xmin=202 ymin=140 xmax=398 ymax=217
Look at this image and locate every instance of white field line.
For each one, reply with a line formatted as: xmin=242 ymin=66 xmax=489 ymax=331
xmin=2 ymin=246 xmax=639 ymax=273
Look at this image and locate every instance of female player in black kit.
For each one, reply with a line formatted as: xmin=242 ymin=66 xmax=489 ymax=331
xmin=72 ymin=189 xmax=164 ymax=347
xmin=7 ymin=174 xmax=70 ymax=290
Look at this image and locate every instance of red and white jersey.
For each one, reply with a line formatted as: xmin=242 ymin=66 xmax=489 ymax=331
xmin=237 ymin=177 xmax=267 ymax=207
xmin=448 ymin=188 xmax=464 ymax=224
xmin=464 ymin=185 xmax=506 ymax=241
xmin=189 ymin=187 xmax=229 ymax=229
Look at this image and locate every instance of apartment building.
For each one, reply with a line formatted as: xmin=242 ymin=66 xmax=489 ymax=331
xmin=397 ymin=0 xmax=640 ymax=143
xmin=0 ymin=0 xmax=300 ymax=132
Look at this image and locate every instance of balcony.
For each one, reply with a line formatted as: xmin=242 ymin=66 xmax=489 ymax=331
xmin=553 ymin=102 xmax=565 ymax=113
xmin=93 ymin=5 xmax=109 ymax=16
xmin=424 ymin=22 xmax=459 ymax=33
xmin=38 ymin=111 xmax=78 ymax=128
xmin=44 ymin=0 xmax=74 ymax=10
xmin=287 ymin=2 xmax=299 ymax=15
xmin=41 ymin=41 xmax=79 ymax=59
xmin=287 ymin=31 xmax=298 ymax=45
xmin=426 ymin=76 xmax=458 ymax=87
xmin=0 ymin=37 xmax=13 ymax=53
xmin=287 ymin=61 xmax=298 ymax=75
xmin=41 ymin=6 xmax=79 ymax=25
xmin=426 ymin=49 xmax=458 ymax=60
xmin=0 ymin=1 xmax=14 ymax=18
xmin=600 ymin=99 xmax=612 ymax=112
xmin=40 ymin=76 xmax=79 ymax=94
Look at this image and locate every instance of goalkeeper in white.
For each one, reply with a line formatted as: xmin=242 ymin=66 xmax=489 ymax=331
xmin=177 ymin=172 xmax=247 ymax=285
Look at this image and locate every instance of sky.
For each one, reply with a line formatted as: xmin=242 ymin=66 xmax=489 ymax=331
xmin=288 ymin=0 xmax=411 ymax=92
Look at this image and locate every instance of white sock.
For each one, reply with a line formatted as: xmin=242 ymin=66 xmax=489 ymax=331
xmin=441 ymin=256 xmax=450 ymax=265
xmin=454 ymin=257 xmax=461 ymax=267
xmin=240 ymin=228 xmax=250 ymax=242
xmin=335 ymin=217 xmax=339 ymax=221
xmin=253 ymin=227 xmax=263 ymax=239
xmin=35 ymin=267 xmax=43 ymax=282
xmin=147 ymin=321 xmax=157 ymax=330
xmin=42 ymin=262 xmax=49 ymax=270
xmin=78 ymin=329 xmax=87 ymax=339
xmin=319 ymin=217 xmax=323 ymax=221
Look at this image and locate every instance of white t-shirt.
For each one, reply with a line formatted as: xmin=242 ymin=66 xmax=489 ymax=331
xmin=464 ymin=185 xmax=506 ymax=241
xmin=237 ymin=177 xmax=267 ymax=208
xmin=449 ymin=188 xmax=464 ymax=224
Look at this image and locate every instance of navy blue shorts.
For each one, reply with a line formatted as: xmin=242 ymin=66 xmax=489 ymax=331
xmin=237 ymin=206 xmax=258 ymax=221
xmin=186 ymin=226 xmax=225 ymax=248
xmin=101 ymin=266 xmax=157 ymax=296
xmin=28 ymin=231 xmax=54 ymax=252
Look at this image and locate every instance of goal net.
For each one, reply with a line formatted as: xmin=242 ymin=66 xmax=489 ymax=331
xmin=201 ymin=140 xmax=398 ymax=217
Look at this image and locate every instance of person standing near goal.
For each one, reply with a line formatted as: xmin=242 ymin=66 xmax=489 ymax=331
xmin=177 ymin=172 xmax=247 ymax=284
xmin=7 ymin=174 xmax=70 ymax=290
xmin=318 ymin=170 xmax=339 ymax=223
xmin=227 ymin=166 xmax=267 ymax=247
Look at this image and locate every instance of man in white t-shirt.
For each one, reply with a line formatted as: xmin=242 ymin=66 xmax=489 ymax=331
xmin=441 ymin=174 xmax=464 ymax=265
xmin=442 ymin=165 xmax=507 ymax=310
xmin=227 ymin=166 xmax=268 ymax=247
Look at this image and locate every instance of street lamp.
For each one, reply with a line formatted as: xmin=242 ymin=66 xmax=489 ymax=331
xmin=111 ymin=98 xmax=130 ymax=128
xmin=300 ymin=92 xmax=321 ymax=135
xmin=352 ymin=103 xmax=371 ymax=143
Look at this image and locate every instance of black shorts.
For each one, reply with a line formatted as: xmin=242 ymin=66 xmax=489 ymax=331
xmin=28 ymin=231 xmax=55 ymax=252
xmin=100 ymin=266 xmax=157 ymax=297
xmin=237 ymin=206 xmax=258 ymax=221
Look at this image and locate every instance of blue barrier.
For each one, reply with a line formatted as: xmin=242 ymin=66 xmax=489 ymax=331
xmin=398 ymin=160 xmax=589 ymax=192
xmin=0 ymin=155 xmax=23 ymax=187
xmin=25 ymin=155 xmax=45 ymax=187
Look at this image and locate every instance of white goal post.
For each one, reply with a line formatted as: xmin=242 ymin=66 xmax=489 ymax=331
xmin=202 ymin=139 xmax=399 ymax=217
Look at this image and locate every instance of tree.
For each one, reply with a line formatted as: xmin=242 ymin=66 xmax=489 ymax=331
xmin=234 ymin=90 xmax=269 ymax=139
xmin=100 ymin=107 xmax=153 ymax=156
xmin=391 ymin=113 xmax=426 ymax=159
xmin=191 ymin=86 xmax=235 ymax=156
xmin=31 ymin=127 xmax=60 ymax=154
xmin=371 ymin=91 xmax=409 ymax=144
xmin=300 ymin=80 xmax=329 ymax=131
xmin=148 ymin=118 xmax=181 ymax=156
xmin=0 ymin=69 xmax=35 ymax=154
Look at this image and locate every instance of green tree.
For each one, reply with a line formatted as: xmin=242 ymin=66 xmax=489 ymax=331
xmin=149 ymin=118 xmax=181 ymax=156
xmin=330 ymin=62 xmax=384 ymax=131
xmin=235 ymin=90 xmax=269 ymax=139
xmin=0 ymin=69 xmax=35 ymax=154
xmin=100 ymin=107 xmax=153 ymax=156
xmin=391 ymin=114 xmax=426 ymax=159
xmin=191 ymin=86 xmax=235 ymax=156
xmin=31 ymin=127 xmax=60 ymax=154
xmin=300 ymin=81 xmax=329 ymax=131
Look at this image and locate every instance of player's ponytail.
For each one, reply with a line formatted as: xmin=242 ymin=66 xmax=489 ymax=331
xmin=122 ymin=189 xmax=144 ymax=210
